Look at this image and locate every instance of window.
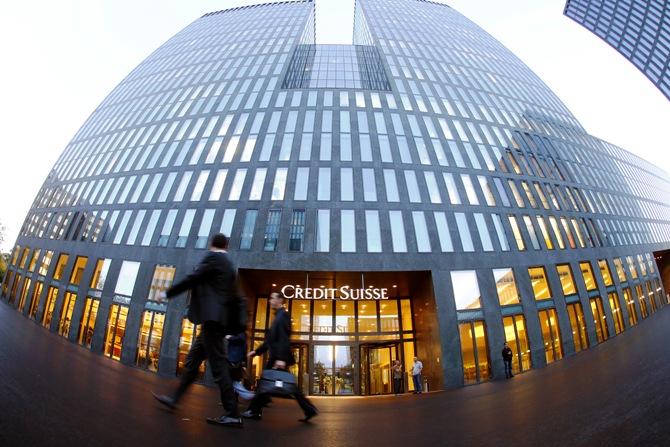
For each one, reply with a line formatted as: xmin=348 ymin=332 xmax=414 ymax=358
xmin=318 ymin=168 xmax=331 ymax=201
xmin=598 ymin=260 xmax=613 ymax=286
xmin=57 ymin=292 xmax=77 ymax=337
xmin=249 ymin=168 xmax=267 ymax=200
xmin=383 ymin=170 xmax=400 ymax=202
xmin=508 ymin=216 xmax=525 ymax=251
xmin=316 ymin=210 xmax=330 ymax=252
xmin=42 ymin=286 xmax=59 ymax=328
xmin=288 ymin=210 xmax=305 ymax=252
xmin=271 ymin=168 xmax=288 ymax=200
xmin=459 ymin=321 xmax=490 ymax=384
xmin=136 ymin=310 xmax=165 ymax=372
xmin=228 ymin=169 xmax=247 ymax=201
xmin=362 ymin=169 xmax=377 ymax=202
xmin=502 ymin=315 xmax=531 ymax=374
xmin=147 ymin=265 xmax=176 ymax=302
xmin=53 ymin=254 xmax=69 ymax=281
xmin=455 ymin=213 xmax=474 ymax=252
xmin=104 ymin=304 xmax=129 ymax=361
xmin=38 ymin=250 xmax=54 ymax=276
xmin=433 ymin=212 xmax=453 ymax=252
xmin=538 ymin=308 xmax=562 ymax=364
xmin=240 ymin=210 xmax=258 ymax=250
xmin=580 ymin=262 xmax=597 ymax=291
xmin=493 ymin=268 xmax=520 ymax=305
xmin=28 ymin=281 xmax=44 ymax=320
xmin=613 ymin=258 xmax=627 ymax=282
xmin=341 ymin=210 xmax=356 ymax=253
xmin=404 ymin=171 xmax=421 ymax=203
xmin=412 ymin=211 xmax=431 ymax=252
xmin=607 ymin=291 xmax=625 ymax=335
xmin=528 ymin=267 xmax=551 ymax=300
xmin=623 ymin=288 xmax=638 ymax=326
xmin=158 ymin=210 xmax=178 ymax=247
xmin=115 ymin=261 xmax=141 ymax=297
xmin=365 ymin=210 xmax=382 ymax=253
xmin=566 ymin=302 xmax=589 ymax=353
xmin=556 ymin=264 xmax=576 ymax=295
xmin=341 ymin=168 xmax=354 ymax=201
xmin=176 ymin=210 xmax=195 ymax=248
xmin=451 ymin=270 xmax=481 ymax=310
xmin=177 ymin=319 xmax=205 ymax=378
xmin=126 ymin=210 xmax=147 ymax=245
xmin=590 ymin=297 xmax=609 ymax=343
xmin=196 ymin=209 xmax=215 ymax=249
xmin=474 ymin=214 xmax=493 ymax=252
xmin=263 ymin=210 xmax=282 ymax=252
xmin=389 ymin=211 xmax=407 ymax=253
xmin=77 ymin=297 xmax=99 ymax=348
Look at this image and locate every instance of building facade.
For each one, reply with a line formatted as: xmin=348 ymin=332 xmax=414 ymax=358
xmin=3 ymin=0 xmax=670 ymax=395
xmin=564 ymin=0 xmax=670 ymax=101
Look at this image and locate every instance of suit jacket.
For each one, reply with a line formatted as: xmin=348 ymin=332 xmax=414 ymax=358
xmin=166 ymin=250 xmax=246 ymax=328
xmin=256 ymin=307 xmax=294 ymax=366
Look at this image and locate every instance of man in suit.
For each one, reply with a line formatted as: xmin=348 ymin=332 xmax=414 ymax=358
xmin=242 ymin=291 xmax=318 ymax=422
xmin=152 ymin=233 xmax=246 ymax=427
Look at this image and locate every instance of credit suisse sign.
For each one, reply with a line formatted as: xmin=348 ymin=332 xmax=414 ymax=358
xmin=281 ymin=284 xmax=389 ymax=300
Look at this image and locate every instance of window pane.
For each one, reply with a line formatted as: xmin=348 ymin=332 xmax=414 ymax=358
xmin=474 ymin=213 xmax=493 ymax=251
xmin=412 ymin=211 xmax=431 ymax=252
xmin=316 ymin=210 xmax=330 ymax=252
xmin=528 ymin=267 xmax=552 ymax=300
xmin=115 ymin=261 xmax=141 ymax=297
xmin=365 ymin=210 xmax=382 ymax=253
xmin=341 ymin=210 xmax=356 ymax=253
xmin=580 ymin=262 xmax=597 ymax=291
xmin=249 ymin=168 xmax=267 ymax=200
xmin=288 ymin=210 xmax=305 ymax=252
xmin=263 ymin=210 xmax=281 ymax=252
xmin=451 ymin=270 xmax=481 ymax=309
xmin=240 ymin=210 xmax=257 ymax=250
xmin=271 ymin=168 xmax=288 ymax=200
xmin=433 ymin=212 xmax=453 ymax=252
xmin=455 ymin=213 xmax=474 ymax=252
xmin=556 ymin=264 xmax=576 ymax=295
xmin=383 ymin=170 xmax=399 ymax=202
xmin=493 ymin=268 xmax=520 ymax=305
xmin=362 ymin=169 xmax=377 ymax=202
xmin=341 ymin=168 xmax=354 ymax=201
xmin=318 ymin=168 xmax=331 ymax=201
xmin=404 ymin=170 xmax=421 ymax=203
xmin=294 ymin=167 xmax=309 ymax=201
xmin=389 ymin=211 xmax=407 ymax=253
xmin=228 ymin=169 xmax=247 ymax=201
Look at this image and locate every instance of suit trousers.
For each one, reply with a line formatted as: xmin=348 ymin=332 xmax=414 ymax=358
xmin=174 ymin=321 xmax=237 ymax=417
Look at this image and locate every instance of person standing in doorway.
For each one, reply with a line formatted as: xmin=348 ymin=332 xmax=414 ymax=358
xmin=392 ymin=359 xmax=404 ymax=395
xmin=411 ymin=356 xmax=423 ymax=394
xmin=502 ymin=342 xmax=514 ymax=378
xmin=242 ymin=291 xmax=318 ymax=422
xmin=152 ymin=233 xmax=247 ymax=428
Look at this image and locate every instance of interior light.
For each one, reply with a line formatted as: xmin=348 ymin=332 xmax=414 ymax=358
xmin=272 ymin=283 xmax=277 ymax=287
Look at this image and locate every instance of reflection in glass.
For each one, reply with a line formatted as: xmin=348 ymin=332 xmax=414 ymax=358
xmin=451 ymin=270 xmax=481 ymax=310
xmin=528 ymin=267 xmax=551 ymax=300
xmin=493 ymin=268 xmax=520 ymax=305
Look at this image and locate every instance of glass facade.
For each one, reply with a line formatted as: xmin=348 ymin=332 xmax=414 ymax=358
xmin=2 ymin=0 xmax=670 ymax=391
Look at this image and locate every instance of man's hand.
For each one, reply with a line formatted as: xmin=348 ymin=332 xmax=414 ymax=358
xmin=247 ymin=350 xmax=256 ymax=358
xmin=273 ymin=360 xmax=286 ymax=369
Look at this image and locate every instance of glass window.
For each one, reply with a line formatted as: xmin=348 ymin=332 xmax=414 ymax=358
xmin=294 ymin=167 xmax=309 ymax=201
xmin=271 ymin=168 xmax=288 ymax=201
xmin=38 ymin=250 xmax=54 ymax=276
xmin=190 ymin=171 xmax=210 ymax=201
xmin=461 ymin=174 xmax=479 ymax=205
xmin=528 ymin=266 xmax=551 ymax=300
xmin=69 ymin=256 xmax=88 ymax=285
xmin=613 ymin=258 xmax=627 ymax=282
xmin=459 ymin=321 xmax=490 ymax=384
xmin=451 ymin=270 xmax=481 ymax=310
xmin=424 ymin=171 xmax=441 ymax=204
xmin=288 ymin=210 xmax=305 ymax=252
xmin=626 ymin=256 xmax=638 ymax=279
xmin=508 ymin=216 xmax=525 ymax=251
xmin=623 ymin=288 xmax=638 ymax=326
xmin=523 ymin=216 xmax=541 ymax=250
xmin=113 ymin=211 xmax=132 ymax=245
xmin=220 ymin=209 xmax=236 ymax=238
xmin=412 ymin=211 xmax=431 ymax=253
xmin=362 ymin=169 xmax=377 ymax=202
xmin=77 ymin=297 xmax=99 ymax=348
xmin=598 ymin=260 xmax=613 ymax=286
xmin=240 ymin=210 xmax=258 ymax=250
xmin=57 ymin=291 xmax=77 ymax=337
xmin=228 ymin=169 xmax=247 ymax=201
xmin=389 ymin=211 xmax=407 ymax=253
xmin=474 ymin=213 xmax=493 ymax=252
xmin=566 ymin=302 xmax=589 ymax=353
xmin=383 ymin=170 xmax=400 ymax=202
xmin=176 ymin=210 xmax=195 ymax=248
xmin=249 ymin=168 xmax=267 ymax=200
xmin=53 ymin=254 xmax=69 ymax=281
xmin=556 ymin=264 xmax=577 ymax=295
xmin=590 ymin=297 xmax=609 ymax=343
xmin=147 ymin=265 xmax=176 ymax=302
xmin=318 ymin=168 xmax=331 ymax=201
xmin=316 ymin=210 xmax=330 ymax=253
xmin=341 ymin=210 xmax=356 ymax=253
xmin=580 ymin=262 xmax=597 ymax=291
xmin=115 ymin=261 xmax=141 ymax=297
xmin=341 ymin=168 xmax=354 ymax=201
xmin=455 ymin=213 xmax=474 ymax=252
xmin=502 ymin=315 xmax=531 ymax=373
xmin=404 ymin=171 xmax=421 ymax=203
xmin=494 ymin=268 xmax=520 ymax=305
xmin=263 ymin=210 xmax=281 ymax=252
xmin=433 ymin=212 xmax=454 ymax=252
xmin=365 ymin=210 xmax=382 ymax=253
xmin=209 ymin=169 xmax=228 ymax=201
xmin=607 ymin=292 xmax=625 ymax=335
xmin=196 ymin=209 xmax=215 ymax=249
xmin=90 ymin=259 xmax=112 ymax=290
xmin=173 ymin=172 xmax=193 ymax=201
xmin=443 ymin=173 xmax=461 ymax=204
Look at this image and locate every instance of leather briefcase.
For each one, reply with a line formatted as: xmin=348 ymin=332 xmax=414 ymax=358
xmin=257 ymin=369 xmax=298 ymax=398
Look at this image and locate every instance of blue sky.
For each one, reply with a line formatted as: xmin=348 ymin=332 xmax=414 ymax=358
xmin=0 ymin=0 xmax=668 ymax=251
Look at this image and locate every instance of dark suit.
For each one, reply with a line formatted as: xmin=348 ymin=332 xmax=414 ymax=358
xmin=167 ymin=250 xmax=246 ymax=417
xmin=248 ymin=307 xmax=316 ymax=417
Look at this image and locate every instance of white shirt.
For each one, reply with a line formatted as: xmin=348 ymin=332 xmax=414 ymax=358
xmin=412 ymin=360 xmax=423 ymax=375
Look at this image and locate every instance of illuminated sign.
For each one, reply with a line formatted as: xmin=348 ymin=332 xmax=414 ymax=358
xmin=281 ymin=284 xmax=388 ymax=300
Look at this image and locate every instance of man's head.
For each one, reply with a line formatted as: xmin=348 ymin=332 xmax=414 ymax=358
xmin=413 ymin=356 xmax=418 ymax=362
xmin=504 ymin=342 xmax=509 ymax=348
xmin=269 ymin=291 xmax=286 ymax=310
xmin=210 ymin=233 xmax=229 ymax=250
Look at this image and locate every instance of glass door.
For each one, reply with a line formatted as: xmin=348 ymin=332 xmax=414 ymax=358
xmin=290 ymin=343 xmax=309 ymax=394
xmin=361 ymin=344 xmax=398 ymax=395
xmin=312 ymin=345 xmax=355 ymax=395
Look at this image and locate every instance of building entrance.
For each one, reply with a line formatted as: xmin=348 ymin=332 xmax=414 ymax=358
xmin=361 ymin=343 xmax=399 ymax=395
xmin=312 ymin=345 xmax=355 ymax=395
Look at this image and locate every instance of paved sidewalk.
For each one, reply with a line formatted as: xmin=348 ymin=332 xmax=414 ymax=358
xmin=0 ymin=300 xmax=669 ymax=447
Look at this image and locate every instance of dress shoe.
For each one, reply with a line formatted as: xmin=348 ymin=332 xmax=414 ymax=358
xmin=206 ymin=415 xmax=243 ymax=427
xmin=299 ymin=410 xmax=318 ymax=423
xmin=152 ymin=392 xmax=176 ymax=409
xmin=241 ymin=409 xmax=262 ymax=420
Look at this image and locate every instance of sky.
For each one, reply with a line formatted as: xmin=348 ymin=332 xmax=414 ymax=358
xmin=0 ymin=0 xmax=669 ymax=252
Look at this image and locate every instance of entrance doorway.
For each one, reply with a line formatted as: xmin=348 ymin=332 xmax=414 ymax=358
xmin=312 ymin=345 xmax=355 ymax=395
xmin=361 ymin=343 xmax=399 ymax=395
xmin=289 ymin=343 xmax=309 ymax=394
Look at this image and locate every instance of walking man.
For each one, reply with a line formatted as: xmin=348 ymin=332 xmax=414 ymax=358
xmin=411 ymin=356 xmax=423 ymax=394
xmin=242 ymin=291 xmax=318 ymax=422
xmin=152 ymin=233 xmax=246 ymax=427
xmin=502 ymin=342 xmax=514 ymax=378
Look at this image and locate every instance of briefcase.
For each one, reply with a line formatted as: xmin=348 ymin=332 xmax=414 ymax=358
xmin=257 ymin=369 xmax=298 ymax=398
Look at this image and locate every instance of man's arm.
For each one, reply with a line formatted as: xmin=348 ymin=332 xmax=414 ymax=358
xmin=166 ymin=253 xmax=216 ymax=298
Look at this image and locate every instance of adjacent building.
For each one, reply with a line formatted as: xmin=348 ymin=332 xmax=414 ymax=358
xmin=3 ymin=0 xmax=670 ymax=395
xmin=564 ymin=0 xmax=670 ymax=100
